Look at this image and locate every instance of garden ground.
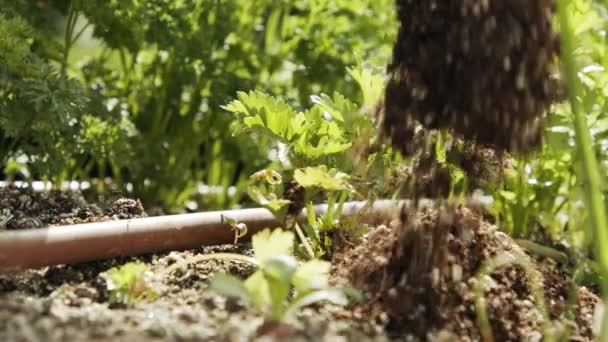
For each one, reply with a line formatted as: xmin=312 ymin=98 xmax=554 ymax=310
xmin=0 ymin=187 xmax=601 ymax=341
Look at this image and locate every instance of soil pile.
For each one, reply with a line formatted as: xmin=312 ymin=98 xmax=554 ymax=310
xmin=332 ymin=205 xmax=599 ymax=341
xmin=0 ymin=187 xmax=387 ymax=341
xmin=383 ymin=0 xmax=561 ymax=153
xmin=0 ymin=186 xmax=145 ymax=229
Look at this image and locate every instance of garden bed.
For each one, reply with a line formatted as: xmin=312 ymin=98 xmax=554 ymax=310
xmin=0 ymin=187 xmax=600 ymax=341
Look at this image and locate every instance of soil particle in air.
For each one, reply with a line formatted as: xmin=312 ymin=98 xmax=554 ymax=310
xmin=332 ymin=204 xmax=599 ymax=341
xmin=383 ymin=0 xmax=562 ymax=154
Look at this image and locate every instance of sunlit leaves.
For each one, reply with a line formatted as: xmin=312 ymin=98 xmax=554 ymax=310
xmin=293 ymin=165 xmax=351 ymax=192
xmin=224 ymin=90 xmax=352 ymax=162
xmin=252 ymin=229 xmax=294 ymax=264
xmin=292 ymin=259 xmax=330 ymax=293
xmin=210 ymin=228 xmax=356 ymax=323
xmin=103 ymin=262 xmax=158 ymax=306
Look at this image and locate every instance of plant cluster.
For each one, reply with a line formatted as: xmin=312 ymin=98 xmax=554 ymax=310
xmin=224 ymin=66 xmax=404 ymax=257
xmin=0 ymin=0 xmax=396 ymax=211
xmin=3 ymin=0 xmax=608 ymax=338
xmin=0 ymin=2 xmax=134 ymax=180
xmin=210 ymin=229 xmax=360 ymax=323
xmin=102 ymin=262 xmax=158 ymax=306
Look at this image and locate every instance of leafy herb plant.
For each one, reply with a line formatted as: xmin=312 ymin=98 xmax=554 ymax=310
xmin=102 ymin=262 xmax=158 ymax=306
xmin=209 ymin=229 xmax=360 ymax=323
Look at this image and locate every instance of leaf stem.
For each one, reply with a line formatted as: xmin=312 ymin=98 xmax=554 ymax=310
xmin=557 ymin=0 xmax=608 ymax=339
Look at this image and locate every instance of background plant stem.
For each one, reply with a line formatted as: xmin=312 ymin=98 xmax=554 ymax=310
xmin=557 ymin=0 xmax=608 ymax=339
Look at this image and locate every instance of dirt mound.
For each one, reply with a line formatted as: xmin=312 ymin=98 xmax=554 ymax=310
xmin=332 ymin=205 xmax=598 ymax=341
xmin=0 ymin=186 xmax=146 ymax=229
xmin=0 ymin=188 xmax=388 ymax=341
xmin=383 ymin=0 xmax=561 ymax=154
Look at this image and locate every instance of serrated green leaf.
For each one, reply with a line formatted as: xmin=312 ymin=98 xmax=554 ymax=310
xmin=293 ymin=165 xmax=351 ymax=191
xmin=251 ymin=229 xmax=294 ymax=264
xmin=225 ymin=91 xmax=298 ymax=142
xmin=292 ymin=259 xmax=330 ymax=294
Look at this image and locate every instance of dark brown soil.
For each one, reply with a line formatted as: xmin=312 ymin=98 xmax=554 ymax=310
xmin=0 ymin=187 xmax=388 ymax=342
xmin=0 ymin=187 xmax=600 ymax=341
xmin=332 ymin=204 xmax=599 ymax=341
xmin=383 ymin=0 xmax=561 ymax=154
xmin=0 ymin=186 xmax=146 ymax=230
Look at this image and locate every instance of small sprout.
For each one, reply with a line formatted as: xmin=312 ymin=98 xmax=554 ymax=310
xmin=210 ymin=229 xmax=360 ymax=323
xmin=102 ymin=262 xmax=158 ymax=306
xmin=221 ymin=214 xmax=248 ymax=244
xmin=234 ymin=223 xmax=248 ymax=244
xmin=251 ymin=169 xmax=282 ymax=185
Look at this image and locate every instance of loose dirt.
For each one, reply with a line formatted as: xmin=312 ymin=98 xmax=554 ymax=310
xmin=332 ymin=204 xmax=599 ymax=341
xmin=0 ymin=187 xmax=600 ymax=341
xmin=383 ymin=0 xmax=561 ymax=154
xmin=0 ymin=187 xmax=388 ymax=342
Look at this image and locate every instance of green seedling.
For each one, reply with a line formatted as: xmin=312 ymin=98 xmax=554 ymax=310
xmin=221 ymin=214 xmax=248 ymax=245
xmin=209 ymin=229 xmax=361 ymax=323
xmin=250 ymin=169 xmax=283 ymax=185
xmin=247 ymin=169 xmax=291 ymax=221
xmin=293 ymin=165 xmax=352 ymax=258
xmin=103 ymin=262 xmax=158 ymax=306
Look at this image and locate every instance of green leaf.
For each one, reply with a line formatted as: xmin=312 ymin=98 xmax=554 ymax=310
xmin=499 ymin=190 xmax=517 ymax=202
xmin=244 ymin=270 xmax=270 ymax=309
xmin=292 ymin=259 xmax=331 ymax=294
xmin=250 ymin=169 xmax=283 ymax=185
xmin=348 ymin=66 xmax=385 ymax=109
xmin=251 ymin=229 xmax=294 ymax=264
xmin=293 ymin=165 xmax=351 ymax=191
xmin=264 ymin=6 xmax=284 ymax=55
xmin=263 ymin=255 xmax=298 ymax=284
xmin=223 ymin=91 xmax=298 ymax=142
xmin=310 ymin=94 xmax=345 ymax=122
xmin=246 ymin=187 xmax=291 ymax=215
xmin=209 ymin=273 xmax=251 ymax=302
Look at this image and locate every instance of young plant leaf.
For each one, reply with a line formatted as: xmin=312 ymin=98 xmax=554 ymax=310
xmin=294 ymin=165 xmax=351 ymax=191
xmin=251 ymin=229 xmax=294 ymax=264
xmin=247 ymin=186 xmax=291 ymax=214
xmin=209 ymin=273 xmax=251 ymax=302
xmin=244 ymin=270 xmax=270 ymax=309
xmin=292 ymin=259 xmax=331 ymax=294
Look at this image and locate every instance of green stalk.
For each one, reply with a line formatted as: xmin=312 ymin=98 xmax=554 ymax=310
xmin=62 ymin=5 xmax=78 ymax=77
xmin=557 ymin=0 xmax=608 ymax=339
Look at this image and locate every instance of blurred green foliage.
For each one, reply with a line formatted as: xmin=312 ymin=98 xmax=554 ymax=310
xmin=490 ymin=0 xmax=608 ymax=250
xmin=0 ymin=2 xmax=134 ymax=180
xmin=0 ymin=0 xmax=395 ymax=210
